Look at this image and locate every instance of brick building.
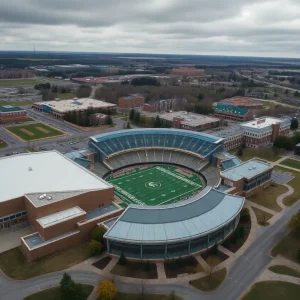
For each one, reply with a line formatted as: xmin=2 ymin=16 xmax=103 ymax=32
xmin=0 ymin=105 xmax=27 ymax=124
xmin=214 ymin=104 xmax=253 ymax=122
xmin=240 ymin=117 xmax=290 ymax=148
xmin=0 ymin=151 xmax=122 ymax=261
xmin=159 ymin=111 xmax=220 ymax=131
xmin=89 ymin=113 xmax=108 ymax=126
xmin=171 ymin=67 xmax=205 ymax=77
xmin=143 ymin=98 xmax=187 ymax=112
xmin=220 ymin=159 xmax=273 ymax=197
xmin=118 ymin=94 xmax=145 ymax=109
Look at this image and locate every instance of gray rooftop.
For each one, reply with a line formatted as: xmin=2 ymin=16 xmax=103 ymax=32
xmin=104 ymin=188 xmax=244 ymax=243
xmin=212 ymin=127 xmax=244 ymax=138
xmin=221 ymin=159 xmax=272 ymax=181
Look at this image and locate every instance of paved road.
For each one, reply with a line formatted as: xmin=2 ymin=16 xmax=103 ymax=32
xmin=1 ymin=201 xmax=299 ymax=300
xmin=0 ymin=112 xmax=126 ymax=157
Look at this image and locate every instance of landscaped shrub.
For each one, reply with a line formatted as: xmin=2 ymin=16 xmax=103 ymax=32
xmin=88 ymin=240 xmax=103 ymax=256
xmin=118 ymin=252 xmax=127 ymax=265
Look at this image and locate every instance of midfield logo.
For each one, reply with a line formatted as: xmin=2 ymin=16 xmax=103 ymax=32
xmin=145 ymin=182 xmax=162 ymax=189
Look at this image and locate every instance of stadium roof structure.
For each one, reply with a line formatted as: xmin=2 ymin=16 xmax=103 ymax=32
xmin=104 ymin=187 xmax=244 ymax=244
xmin=0 ymin=151 xmax=111 ymax=204
xmin=91 ymin=128 xmax=222 ymax=144
xmin=220 ymin=159 xmax=272 ymax=181
xmin=215 ymin=104 xmax=249 ymax=116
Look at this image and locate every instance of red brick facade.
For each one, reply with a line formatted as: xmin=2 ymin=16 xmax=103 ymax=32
xmin=118 ymin=95 xmax=145 ymax=109
xmin=0 ymin=110 xmax=27 ymax=124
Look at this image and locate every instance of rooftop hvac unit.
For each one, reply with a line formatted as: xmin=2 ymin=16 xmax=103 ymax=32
xmin=39 ymin=194 xmax=47 ymax=200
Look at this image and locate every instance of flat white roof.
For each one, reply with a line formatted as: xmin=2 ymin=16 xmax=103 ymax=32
xmin=37 ymin=207 xmax=85 ymax=228
xmin=160 ymin=111 xmax=219 ymax=127
xmin=0 ymin=151 xmax=112 ymax=203
xmin=221 ymin=159 xmax=272 ymax=181
xmin=35 ymin=98 xmax=116 ymax=113
xmin=241 ymin=117 xmax=281 ymax=129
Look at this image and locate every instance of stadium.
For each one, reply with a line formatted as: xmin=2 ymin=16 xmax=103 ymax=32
xmin=89 ymin=129 xmax=246 ymax=260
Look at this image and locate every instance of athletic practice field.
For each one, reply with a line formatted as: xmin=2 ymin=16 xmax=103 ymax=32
xmin=107 ymin=165 xmax=203 ymax=206
xmin=6 ymin=123 xmax=65 ymax=141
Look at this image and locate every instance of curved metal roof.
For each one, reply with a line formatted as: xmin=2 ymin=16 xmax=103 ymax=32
xmin=91 ymin=128 xmax=223 ymax=144
xmin=104 ymin=187 xmax=244 ymax=244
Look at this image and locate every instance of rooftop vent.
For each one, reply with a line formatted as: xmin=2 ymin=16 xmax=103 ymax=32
xmin=46 ymin=196 xmax=52 ymax=201
xmin=39 ymin=194 xmax=47 ymax=200
xmin=28 ymin=167 xmax=33 ymax=171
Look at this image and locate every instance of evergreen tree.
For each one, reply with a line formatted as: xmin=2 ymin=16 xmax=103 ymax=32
xmin=154 ymin=116 xmax=161 ymax=128
xmin=129 ymin=109 xmax=135 ymax=121
xmin=291 ymin=118 xmax=299 ymax=130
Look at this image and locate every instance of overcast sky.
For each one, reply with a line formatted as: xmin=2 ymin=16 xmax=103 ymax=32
xmin=1 ymin=0 xmax=300 ymax=58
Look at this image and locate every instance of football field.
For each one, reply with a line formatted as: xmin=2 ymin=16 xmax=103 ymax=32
xmin=107 ymin=165 xmax=203 ymax=206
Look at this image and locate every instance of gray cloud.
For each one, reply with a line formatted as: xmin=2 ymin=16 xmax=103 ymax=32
xmin=0 ymin=0 xmax=300 ymax=57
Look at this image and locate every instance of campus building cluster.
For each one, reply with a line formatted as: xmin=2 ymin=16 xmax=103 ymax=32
xmin=0 ymin=151 xmax=122 ymax=261
xmin=32 ymin=98 xmax=116 ymax=119
xmin=0 ymin=105 xmax=27 ymax=124
xmin=171 ymin=67 xmax=205 ymax=77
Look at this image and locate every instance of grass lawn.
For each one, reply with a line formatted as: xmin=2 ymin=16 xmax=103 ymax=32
xmin=231 ymin=148 xmax=283 ymax=162
xmin=54 ymin=92 xmax=75 ymax=100
xmin=116 ymin=292 xmax=182 ymax=300
xmin=241 ymin=281 xmax=300 ymax=300
xmin=189 ymin=268 xmax=227 ymax=292
xmin=251 ymin=206 xmax=273 ymax=226
xmin=107 ymin=165 xmax=203 ymax=206
xmin=0 ymin=100 xmax=34 ymax=106
xmin=6 ymin=123 xmax=65 ymax=141
xmin=111 ymin=261 xmax=158 ymax=279
xmin=271 ymin=231 xmax=300 ymax=264
xmin=247 ymin=184 xmax=287 ymax=212
xmin=0 ymin=242 xmax=90 ymax=280
xmin=0 ymin=79 xmax=38 ymax=87
xmin=23 ymin=284 xmax=94 ymax=300
xmin=0 ymin=139 xmax=8 ymax=149
xmin=269 ymin=265 xmax=300 ymax=278
xmin=164 ymin=257 xmax=204 ymax=278
xmin=280 ymin=158 xmax=300 ymax=170
xmin=275 ymin=166 xmax=300 ymax=206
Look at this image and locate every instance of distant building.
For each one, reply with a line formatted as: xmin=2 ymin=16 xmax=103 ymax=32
xmin=0 ymin=69 xmax=34 ymax=79
xmin=32 ymin=98 xmax=116 ymax=119
xmin=213 ymin=127 xmax=244 ymax=151
xmin=89 ymin=113 xmax=108 ymax=126
xmin=240 ymin=117 xmax=290 ymax=148
xmin=214 ymin=104 xmax=253 ymax=122
xmin=118 ymin=94 xmax=145 ymax=109
xmin=72 ymin=77 xmax=109 ymax=85
xmin=220 ymin=159 xmax=273 ymax=197
xmin=49 ymin=64 xmax=90 ymax=72
xmin=172 ymin=67 xmax=205 ymax=77
xmin=143 ymin=98 xmax=187 ymax=112
xmin=0 ymin=105 xmax=27 ymax=124
xmin=219 ymin=96 xmax=263 ymax=109
xmin=159 ymin=111 xmax=220 ymax=131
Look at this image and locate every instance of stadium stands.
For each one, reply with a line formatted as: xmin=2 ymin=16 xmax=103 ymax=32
xmin=90 ymin=129 xmax=223 ymax=159
xmin=201 ymin=166 xmax=221 ymax=187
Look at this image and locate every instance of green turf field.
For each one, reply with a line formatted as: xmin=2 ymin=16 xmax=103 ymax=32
xmin=6 ymin=123 xmax=65 ymax=141
xmin=107 ymin=165 xmax=203 ymax=206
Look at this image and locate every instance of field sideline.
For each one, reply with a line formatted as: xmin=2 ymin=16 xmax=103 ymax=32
xmin=108 ymin=165 xmax=203 ymax=206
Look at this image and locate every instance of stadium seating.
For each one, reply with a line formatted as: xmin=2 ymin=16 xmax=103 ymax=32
xmin=91 ymin=129 xmax=222 ymax=159
xmin=201 ymin=166 xmax=221 ymax=187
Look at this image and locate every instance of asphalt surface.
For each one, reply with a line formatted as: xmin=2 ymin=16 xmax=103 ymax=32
xmin=0 ymin=201 xmax=299 ymax=300
xmin=0 ymin=108 xmax=126 ymax=157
